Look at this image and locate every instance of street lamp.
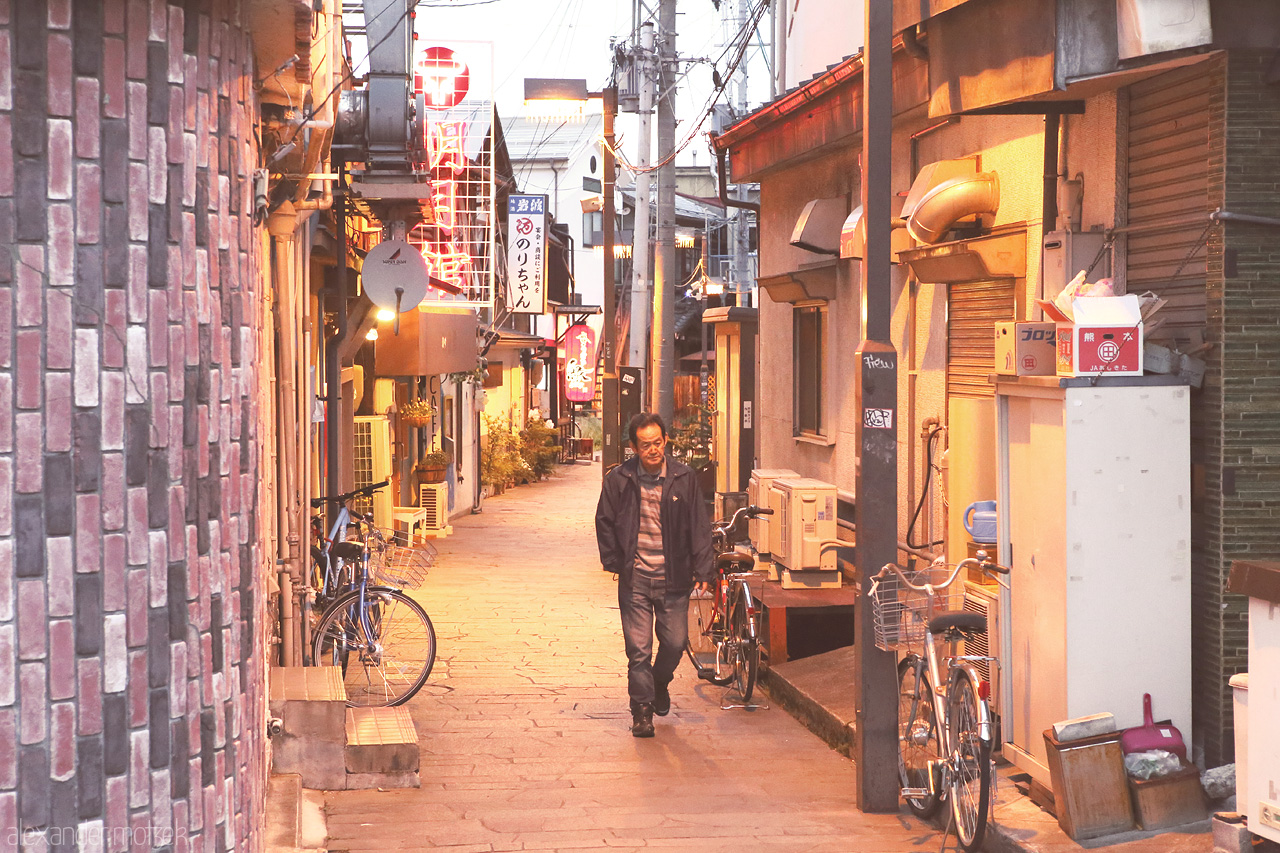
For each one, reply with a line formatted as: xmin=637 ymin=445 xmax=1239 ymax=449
xmin=524 ymin=78 xmax=621 ymax=475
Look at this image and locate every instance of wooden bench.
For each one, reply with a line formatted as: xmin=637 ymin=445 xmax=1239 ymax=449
xmin=749 ymin=575 xmax=860 ymax=664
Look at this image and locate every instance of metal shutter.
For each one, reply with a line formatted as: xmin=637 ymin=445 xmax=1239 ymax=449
xmin=948 ymin=279 xmax=1016 ymax=399
xmin=1126 ymin=62 xmax=1215 ymax=337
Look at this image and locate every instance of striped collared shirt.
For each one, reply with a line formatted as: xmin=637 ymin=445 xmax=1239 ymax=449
xmin=633 ymin=460 xmax=666 ymax=579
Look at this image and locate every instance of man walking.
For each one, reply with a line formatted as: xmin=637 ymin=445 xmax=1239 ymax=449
xmin=595 ymin=413 xmax=714 ymax=737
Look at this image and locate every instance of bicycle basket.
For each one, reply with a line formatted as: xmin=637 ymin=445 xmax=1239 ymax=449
xmin=367 ymin=529 xmax=435 ymax=589
xmin=870 ymin=563 xmax=966 ymax=652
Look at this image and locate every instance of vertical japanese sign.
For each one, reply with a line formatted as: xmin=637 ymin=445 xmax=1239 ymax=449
xmin=507 ymin=194 xmax=547 ymax=314
xmin=563 ymin=324 xmax=597 ymax=402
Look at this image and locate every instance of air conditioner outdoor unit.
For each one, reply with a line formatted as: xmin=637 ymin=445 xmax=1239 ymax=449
xmin=418 ymin=483 xmax=450 ymax=533
xmin=963 ymin=581 xmax=1002 ymax=731
xmin=748 ymin=468 xmax=799 ymax=573
xmin=353 ymin=416 xmax=393 ymax=529
xmin=770 ymin=477 xmax=842 ymax=589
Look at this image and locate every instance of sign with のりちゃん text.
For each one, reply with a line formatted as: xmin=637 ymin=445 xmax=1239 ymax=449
xmin=507 ymin=194 xmax=547 ymax=314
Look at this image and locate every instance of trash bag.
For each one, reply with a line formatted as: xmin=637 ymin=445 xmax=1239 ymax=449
xmin=1124 ymin=749 xmax=1183 ymax=780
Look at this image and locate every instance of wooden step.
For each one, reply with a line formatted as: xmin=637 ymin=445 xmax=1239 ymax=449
xmin=344 ymin=706 xmax=420 ymax=789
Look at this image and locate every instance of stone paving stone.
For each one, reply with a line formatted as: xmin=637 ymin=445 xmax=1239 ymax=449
xmin=323 ymin=462 xmax=937 ymax=852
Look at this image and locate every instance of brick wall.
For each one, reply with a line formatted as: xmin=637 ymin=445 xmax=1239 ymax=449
xmin=0 ymin=1 xmax=269 ymax=849
xmin=1197 ymin=50 xmax=1280 ymax=767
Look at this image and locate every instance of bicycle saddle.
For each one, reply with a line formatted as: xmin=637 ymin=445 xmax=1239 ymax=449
xmin=715 ymin=548 xmax=755 ymax=573
xmin=332 ymin=541 xmax=363 ymax=561
xmin=928 ymin=610 xmax=987 ymax=637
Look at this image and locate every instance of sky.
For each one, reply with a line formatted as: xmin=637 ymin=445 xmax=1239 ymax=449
xmin=347 ymin=0 xmax=774 ymax=169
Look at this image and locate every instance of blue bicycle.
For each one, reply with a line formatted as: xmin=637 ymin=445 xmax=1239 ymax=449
xmin=309 ymin=481 xmax=437 ymax=706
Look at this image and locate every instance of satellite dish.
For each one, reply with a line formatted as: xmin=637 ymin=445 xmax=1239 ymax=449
xmin=362 ymin=239 xmax=430 ymax=316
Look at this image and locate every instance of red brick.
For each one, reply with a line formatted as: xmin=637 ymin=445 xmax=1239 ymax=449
xmin=102 ymin=534 xmax=127 ymax=611
xmin=102 ymin=613 xmax=125 ymax=693
xmin=147 ymin=292 xmax=167 ymax=366
xmin=15 ymin=330 xmax=41 ymax=408
xmin=105 ymin=777 xmax=128 ymax=852
xmin=129 ymin=730 xmax=149 ymax=807
xmin=127 ymin=243 xmax=147 ymax=320
xmin=0 ymin=114 xmax=13 ymax=196
xmin=47 ymin=202 xmax=75 ymax=284
xmin=50 ymin=702 xmax=75 ymax=781
xmin=74 ymin=328 xmax=100 ymax=408
xmin=0 ymin=710 xmax=15 ymax=788
xmin=149 ymin=0 xmax=166 ymax=41
xmin=125 ymin=568 xmax=146 ymax=647
xmin=103 ymin=0 xmax=125 ymax=34
xmin=0 ymin=30 xmax=11 ymax=112
xmin=184 ymin=56 xmax=197 ymax=129
xmin=103 ymin=38 xmax=126 ymax=118
xmin=77 ymin=658 xmax=102 ymax=735
xmin=168 ymin=488 xmax=183 ymax=562
xmin=105 ymin=290 xmax=126 ymax=368
xmin=75 ymin=77 xmax=101 ymax=158
xmin=16 ymin=581 xmax=46 ymax=662
xmin=148 ymin=530 xmax=166 ymax=608
xmin=169 ymin=641 xmax=186 ymax=716
xmin=47 ymin=536 xmax=73 ymax=617
xmin=126 ymin=0 xmax=147 ymax=80
xmin=127 ymin=653 xmax=146 ymax=728
xmin=125 ymin=325 xmax=146 ymax=405
xmin=14 ymin=411 xmax=42 ymax=494
xmin=126 ymin=81 xmax=146 ymax=159
xmin=76 ymin=163 xmax=102 ymax=243
xmin=168 ymin=90 xmax=183 ymax=164
xmin=16 ymin=244 xmax=44 ymax=326
xmin=0 ymin=289 xmax=11 ymax=368
xmin=150 ymin=769 xmax=172 ymax=839
xmin=47 ymin=0 xmax=71 ymax=28
xmin=168 ymin=324 xmax=185 ymax=383
xmin=76 ymin=493 xmax=102 ymax=574
xmin=46 ymin=290 xmax=73 ymax=369
xmin=0 ymin=460 xmax=9 ymax=536
xmin=148 ymin=126 xmax=166 ymax=203
xmin=100 ymin=376 xmax=124 ymax=450
xmin=47 ymin=34 xmax=73 ymax=116
xmin=0 ymin=624 xmax=12 ymax=706
xmin=47 ymin=119 xmax=74 ymax=200
xmin=45 ymin=372 xmax=71 ymax=452
xmin=48 ymin=621 xmax=74 ymax=700
xmin=19 ymin=662 xmax=47 ymax=744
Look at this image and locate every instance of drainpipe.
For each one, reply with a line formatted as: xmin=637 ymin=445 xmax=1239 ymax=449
xmin=325 ymin=165 xmax=349 ymax=524
xmin=710 ymin=132 xmax=760 ymax=213
xmin=1043 ymin=112 xmax=1060 ymax=232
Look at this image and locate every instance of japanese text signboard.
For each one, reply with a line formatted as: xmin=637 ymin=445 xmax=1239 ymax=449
xmin=563 ymin=324 xmax=597 ymax=402
xmin=507 ymin=194 xmax=547 ymax=314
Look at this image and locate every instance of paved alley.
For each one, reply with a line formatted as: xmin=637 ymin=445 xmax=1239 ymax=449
xmin=322 ymin=462 xmax=939 ymax=852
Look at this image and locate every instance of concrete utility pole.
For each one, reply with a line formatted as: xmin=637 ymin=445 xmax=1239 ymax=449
xmin=651 ymin=0 xmax=676 ymax=423
xmin=628 ymin=22 xmax=655 ymax=372
xmin=732 ymin=0 xmax=751 ymax=305
xmin=601 ymin=85 xmax=623 ymax=473
xmin=852 ymin=0 xmax=902 ymax=812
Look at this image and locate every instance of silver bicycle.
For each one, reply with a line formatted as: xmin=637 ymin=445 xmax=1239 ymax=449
xmin=869 ymin=552 xmax=1009 ymax=853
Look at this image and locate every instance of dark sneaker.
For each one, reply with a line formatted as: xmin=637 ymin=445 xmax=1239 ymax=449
xmin=631 ymin=704 xmax=655 ymax=738
xmin=653 ymin=681 xmax=671 ymax=716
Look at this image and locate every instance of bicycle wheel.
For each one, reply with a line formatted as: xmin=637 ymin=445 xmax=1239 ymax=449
xmin=897 ymin=657 xmax=942 ymax=818
xmin=728 ymin=596 xmax=759 ymax=701
xmin=684 ymin=588 xmax=719 ymax=673
xmin=948 ymin=666 xmax=992 ymax=852
xmin=312 ymin=588 xmax=436 ymax=707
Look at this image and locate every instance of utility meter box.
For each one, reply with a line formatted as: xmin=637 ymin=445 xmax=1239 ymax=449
xmin=749 ymin=468 xmax=799 ymax=569
xmin=770 ymin=477 xmax=841 ymax=589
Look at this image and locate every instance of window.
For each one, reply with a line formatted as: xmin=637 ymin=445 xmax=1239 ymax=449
xmin=581 ymin=210 xmax=602 ymax=247
xmin=793 ymin=302 xmax=827 ymax=437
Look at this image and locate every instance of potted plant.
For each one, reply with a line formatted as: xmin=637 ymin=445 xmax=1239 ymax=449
xmin=400 ymin=399 xmax=435 ymax=428
xmin=416 ymin=449 xmax=452 ymax=484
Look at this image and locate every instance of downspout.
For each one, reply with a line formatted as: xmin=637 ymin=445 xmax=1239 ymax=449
xmin=325 ymin=165 xmax=349 ymax=523
xmin=710 ymin=132 xmax=760 ymax=213
xmin=1043 ymin=112 xmax=1060 ymax=232
xmin=272 ymin=237 xmax=301 ymax=666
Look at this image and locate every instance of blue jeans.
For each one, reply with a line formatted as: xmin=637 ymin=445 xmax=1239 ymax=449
xmin=618 ymin=573 xmax=690 ymax=711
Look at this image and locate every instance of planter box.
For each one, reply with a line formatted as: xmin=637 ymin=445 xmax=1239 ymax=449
xmin=1128 ymin=763 xmax=1207 ymax=831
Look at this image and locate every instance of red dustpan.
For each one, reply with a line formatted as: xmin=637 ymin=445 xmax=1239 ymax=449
xmin=1120 ymin=693 xmax=1187 ymax=759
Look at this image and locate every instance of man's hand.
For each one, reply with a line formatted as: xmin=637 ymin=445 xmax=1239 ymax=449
xmin=694 ymin=581 xmax=710 ymax=594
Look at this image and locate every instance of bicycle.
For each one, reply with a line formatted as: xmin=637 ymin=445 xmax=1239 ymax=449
xmin=684 ymin=504 xmax=774 ymax=704
xmin=869 ymin=552 xmax=1009 ymax=853
xmin=308 ymin=481 xmax=438 ymax=707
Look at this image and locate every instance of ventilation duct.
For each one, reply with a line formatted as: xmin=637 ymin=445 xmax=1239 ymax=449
xmin=790 ymin=197 xmax=845 ymax=255
xmin=905 ymin=171 xmax=1000 ymax=245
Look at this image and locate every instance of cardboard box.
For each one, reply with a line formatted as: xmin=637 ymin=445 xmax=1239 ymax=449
xmin=1037 ymin=294 xmax=1144 ymax=377
xmin=995 ymin=322 xmax=1056 ymax=375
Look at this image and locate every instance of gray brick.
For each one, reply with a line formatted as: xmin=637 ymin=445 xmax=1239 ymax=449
xmin=147 ymin=610 xmax=168 ymax=689
xmin=44 ymin=453 xmax=74 ymax=537
xmin=124 ymin=405 xmax=148 ymax=487
xmin=13 ymin=71 xmax=46 ymax=157
xmin=13 ymin=3 xmax=45 ymax=71
xmin=74 ymin=411 xmax=102 ymax=493
xmin=15 ymin=159 xmax=48 ymax=242
xmin=14 ymin=493 xmax=44 ymax=579
xmin=101 ymin=121 xmax=128 ymax=204
xmin=19 ymin=745 xmax=49 ymax=829
xmin=167 ymin=565 xmax=185 ymax=640
xmin=210 ymin=594 xmax=222 ymax=671
xmin=72 ymin=0 xmax=102 ymax=77
xmin=199 ymin=710 xmax=215 ymax=787
xmin=102 ymin=694 xmax=126 ymax=776
xmin=169 ymin=717 xmax=188 ymax=798
xmin=147 ymin=449 xmax=168 ymax=529
xmin=0 ymin=200 xmax=13 ymax=284
xmin=148 ymin=688 xmax=169 ymax=769
xmin=147 ymin=43 xmax=168 ymax=126
xmin=74 ymin=244 xmax=104 ymax=327
xmin=148 ymin=204 xmax=168 ymax=287
xmin=75 ymin=574 xmax=102 ymax=656
xmin=104 ymin=206 xmax=129 ymax=286
xmin=77 ymin=736 xmax=103 ymax=819
xmin=50 ymin=778 xmax=76 ymax=850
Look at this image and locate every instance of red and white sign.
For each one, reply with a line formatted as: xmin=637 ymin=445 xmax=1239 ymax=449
xmin=563 ymin=325 xmax=597 ymax=403
xmin=415 ymin=46 xmax=470 ymax=110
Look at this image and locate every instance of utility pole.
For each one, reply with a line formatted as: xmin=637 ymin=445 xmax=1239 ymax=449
xmin=651 ymin=0 xmax=676 ymax=423
xmin=852 ymin=0 xmax=901 ymax=812
xmin=732 ymin=0 xmax=751 ymax=305
xmin=628 ymin=23 xmax=655 ymax=373
xmin=601 ymin=85 xmax=622 ymax=473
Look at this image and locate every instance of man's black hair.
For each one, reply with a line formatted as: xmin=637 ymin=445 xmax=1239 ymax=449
xmin=627 ymin=412 xmax=667 ymax=445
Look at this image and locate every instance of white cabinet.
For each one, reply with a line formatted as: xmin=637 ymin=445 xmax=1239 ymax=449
xmin=995 ymin=377 xmax=1191 ymax=787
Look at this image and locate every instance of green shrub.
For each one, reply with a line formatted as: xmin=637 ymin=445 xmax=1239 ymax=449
xmin=519 ymin=419 xmax=560 ymax=479
xmin=481 ymin=415 xmax=532 ymax=488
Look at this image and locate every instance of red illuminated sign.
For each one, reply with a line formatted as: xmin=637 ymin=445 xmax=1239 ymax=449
xmin=563 ymin=325 xmax=598 ymax=403
xmin=415 ymin=46 xmax=470 ymax=110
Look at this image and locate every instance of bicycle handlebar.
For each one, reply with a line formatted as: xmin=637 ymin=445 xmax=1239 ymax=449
xmin=310 ymin=479 xmax=390 ymax=509
xmin=712 ymin=504 xmax=773 ymax=533
xmin=872 ymin=550 xmax=1010 ymax=593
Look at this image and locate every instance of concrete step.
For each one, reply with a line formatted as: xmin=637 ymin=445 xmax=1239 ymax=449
xmin=265 ymin=773 xmax=328 ymax=852
xmin=345 ymin=706 xmax=420 ymax=789
xmin=270 ymin=666 xmax=348 ymax=790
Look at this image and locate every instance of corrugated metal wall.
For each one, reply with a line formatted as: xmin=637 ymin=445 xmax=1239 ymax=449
xmin=948 ymin=279 xmax=1017 ymax=398
xmin=1126 ymin=63 xmax=1214 ymax=338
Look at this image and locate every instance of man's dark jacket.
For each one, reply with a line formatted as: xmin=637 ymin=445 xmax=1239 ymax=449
xmin=595 ymin=455 xmax=714 ymax=590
